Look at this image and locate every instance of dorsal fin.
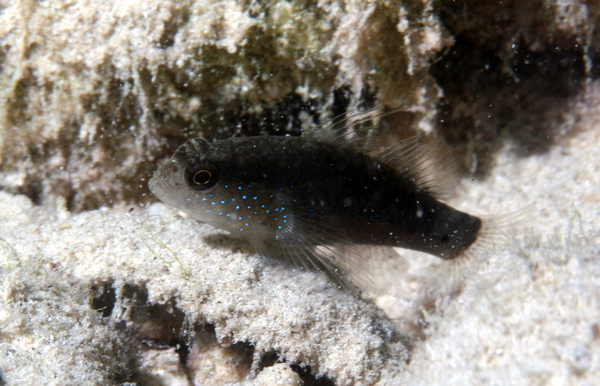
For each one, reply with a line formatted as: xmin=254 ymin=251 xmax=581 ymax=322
xmin=369 ymin=135 xmax=459 ymax=199
xmin=303 ymin=107 xmax=459 ymax=200
xmin=302 ymin=106 xmax=421 ymax=153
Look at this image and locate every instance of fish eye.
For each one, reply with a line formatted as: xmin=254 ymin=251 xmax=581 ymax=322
xmin=193 ymin=170 xmax=212 ymax=185
xmin=185 ymin=163 xmax=219 ymax=190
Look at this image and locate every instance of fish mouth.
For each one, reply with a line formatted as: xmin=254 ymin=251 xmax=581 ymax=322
xmin=148 ymin=171 xmax=169 ymax=202
xmin=148 ymin=138 xmax=209 ymax=206
xmin=148 ymin=159 xmax=184 ymax=205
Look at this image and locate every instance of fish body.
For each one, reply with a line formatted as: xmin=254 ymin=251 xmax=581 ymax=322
xmin=149 ymin=124 xmax=484 ymax=292
xmin=150 ymin=135 xmax=480 ymax=257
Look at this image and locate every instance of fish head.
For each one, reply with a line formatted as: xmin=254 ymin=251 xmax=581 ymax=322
xmin=148 ymin=138 xmax=284 ymax=238
xmin=149 ymin=138 xmax=216 ymax=216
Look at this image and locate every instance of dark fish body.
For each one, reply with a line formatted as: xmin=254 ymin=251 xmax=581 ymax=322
xmin=149 ymin=132 xmax=483 ymax=279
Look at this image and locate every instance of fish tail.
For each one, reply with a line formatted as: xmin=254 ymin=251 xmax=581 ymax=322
xmin=473 ymin=205 xmax=535 ymax=256
xmin=440 ymin=205 xmax=535 ymax=293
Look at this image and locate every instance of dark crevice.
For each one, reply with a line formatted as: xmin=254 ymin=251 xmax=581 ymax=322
xmin=152 ymin=89 xmax=329 ymax=170
xmin=175 ymin=338 xmax=191 ymax=366
xmin=592 ymin=52 xmax=600 ymax=79
xmin=158 ymin=7 xmax=190 ymax=48
xmin=86 ymin=283 xmax=351 ymax=385
xmin=290 ymin=364 xmax=337 ymax=386
xmin=4 ymin=70 xmax=35 ymax=128
xmin=120 ymin=284 xmax=187 ymax=351
xmin=155 ymin=84 xmax=374 ymax=157
xmin=331 ymin=86 xmax=353 ymax=118
xmin=90 ymin=282 xmax=117 ymax=317
xmin=358 ymin=84 xmax=378 ymax=111
xmin=91 ymin=284 xmax=258 ymax=383
xmin=15 ymin=179 xmax=41 ymax=206
xmin=247 ymin=347 xmax=338 ymax=386
xmin=215 ymin=92 xmax=320 ymax=140
xmin=430 ymin=31 xmax=587 ymax=176
xmin=256 ymin=349 xmax=279 ymax=371
xmin=189 ymin=324 xmax=254 ymax=381
xmin=104 ymin=284 xmax=192 ymax=383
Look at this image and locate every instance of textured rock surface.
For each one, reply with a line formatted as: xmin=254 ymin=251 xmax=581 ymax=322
xmin=0 ymin=0 xmax=450 ymax=212
xmin=0 ymin=0 xmax=599 ymax=385
xmin=2 ymin=0 xmax=597 ymax=211
xmin=0 ymin=192 xmax=408 ymax=385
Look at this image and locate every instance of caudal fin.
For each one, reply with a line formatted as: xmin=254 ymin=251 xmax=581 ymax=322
xmin=438 ymin=205 xmax=535 ymax=294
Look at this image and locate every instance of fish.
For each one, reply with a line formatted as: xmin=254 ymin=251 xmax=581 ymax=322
xmin=148 ymin=111 xmax=488 ymax=293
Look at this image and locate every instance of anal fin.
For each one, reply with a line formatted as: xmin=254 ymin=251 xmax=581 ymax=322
xmin=252 ymin=213 xmax=408 ymax=298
